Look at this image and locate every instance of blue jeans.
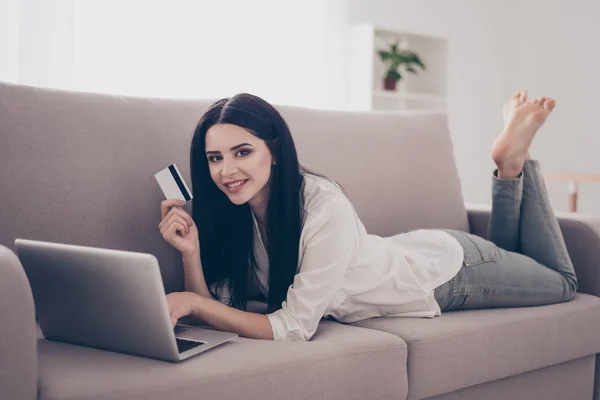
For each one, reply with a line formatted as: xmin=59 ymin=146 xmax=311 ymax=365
xmin=433 ymin=159 xmax=578 ymax=311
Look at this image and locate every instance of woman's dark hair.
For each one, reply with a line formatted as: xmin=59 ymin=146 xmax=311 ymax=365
xmin=190 ymin=93 xmax=337 ymax=313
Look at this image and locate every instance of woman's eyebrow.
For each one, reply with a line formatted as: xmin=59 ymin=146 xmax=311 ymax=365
xmin=206 ymin=143 xmax=254 ymax=155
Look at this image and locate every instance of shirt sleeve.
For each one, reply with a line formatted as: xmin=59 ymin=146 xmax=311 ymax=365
xmin=266 ymin=194 xmax=359 ymax=341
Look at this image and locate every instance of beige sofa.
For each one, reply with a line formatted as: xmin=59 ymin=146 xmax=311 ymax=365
xmin=3 ymin=81 xmax=600 ymax=400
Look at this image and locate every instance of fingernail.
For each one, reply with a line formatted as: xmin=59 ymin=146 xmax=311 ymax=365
xmin=179 ymin=200 xmax=186 ymax=205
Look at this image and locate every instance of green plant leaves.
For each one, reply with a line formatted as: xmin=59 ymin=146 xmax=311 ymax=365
xmin=378 ymin=50 xmax=393 ymax=61
xmin=377 ymin=40 xmax=426 ymax=82
xmin=385 ymin=70 xmax=402 ymax=80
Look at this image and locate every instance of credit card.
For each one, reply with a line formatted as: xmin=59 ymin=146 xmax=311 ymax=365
xmin=154 ymin=163 xmax=193 ymax=202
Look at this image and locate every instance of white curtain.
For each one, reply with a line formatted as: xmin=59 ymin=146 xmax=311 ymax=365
xmin=6 ymin=0 xmax=348 ymax=109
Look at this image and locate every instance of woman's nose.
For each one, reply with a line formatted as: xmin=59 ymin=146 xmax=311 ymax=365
xmin=221 ymin=158 xmax=238 ymax=176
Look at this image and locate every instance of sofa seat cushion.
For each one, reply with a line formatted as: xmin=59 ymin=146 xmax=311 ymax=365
xmin=37 ymin=321 xmax=407 ymax=400
xmin=350 ymin=293 xmax=600 ymax=400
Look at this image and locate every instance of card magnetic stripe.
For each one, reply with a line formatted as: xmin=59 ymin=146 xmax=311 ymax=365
xmin=168 ymin=165 xmax=191 ymax=201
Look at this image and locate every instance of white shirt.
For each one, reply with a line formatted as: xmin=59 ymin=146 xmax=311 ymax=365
xmin=213 ymin=174 xmax=464 ymax=341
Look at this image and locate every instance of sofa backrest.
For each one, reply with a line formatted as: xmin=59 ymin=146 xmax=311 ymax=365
xmin=0 ymin=82 xmax=468 ymax=292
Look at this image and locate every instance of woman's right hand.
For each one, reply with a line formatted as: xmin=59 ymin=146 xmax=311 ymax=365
xmin=159 ymin=199 xmax=199 ymax=257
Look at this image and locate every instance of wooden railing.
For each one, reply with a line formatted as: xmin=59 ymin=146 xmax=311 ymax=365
xmin=544 ymin=174 xmax=600 ymax=212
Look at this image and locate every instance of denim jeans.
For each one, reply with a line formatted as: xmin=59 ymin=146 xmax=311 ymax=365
xmin=433 ymin=159 xmax=578 ymax=311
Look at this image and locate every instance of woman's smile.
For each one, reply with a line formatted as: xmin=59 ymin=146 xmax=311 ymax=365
xmin=225 ymin=179 xmax=249 ymax=193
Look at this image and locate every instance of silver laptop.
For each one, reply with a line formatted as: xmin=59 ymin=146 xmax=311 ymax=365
xmin=14 ymin=238 xmax=238 ymax=362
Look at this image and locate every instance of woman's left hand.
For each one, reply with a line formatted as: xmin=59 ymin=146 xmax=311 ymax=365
xmin=166 ymin=292 xmax=200 ymax=328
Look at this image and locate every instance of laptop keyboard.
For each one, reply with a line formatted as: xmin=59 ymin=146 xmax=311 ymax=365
xmin=176 ymin=338 xmax=205 ymax=353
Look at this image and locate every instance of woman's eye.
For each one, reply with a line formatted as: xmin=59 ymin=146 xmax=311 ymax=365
xmin=208 ymin=150 xmax=249 ymax=163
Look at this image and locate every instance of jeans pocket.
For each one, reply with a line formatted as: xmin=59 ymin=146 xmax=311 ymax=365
xmin=463 ymin=233 xmax=499 ymax=267
xmin=445 ymin=230 xmax=499 ymax=267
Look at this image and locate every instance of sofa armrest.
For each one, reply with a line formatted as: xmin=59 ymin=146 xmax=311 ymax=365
xmin=0 ymin=245 xmax=37 ymax=400
xmin=466 ymin=203 xmax=600 ymax=298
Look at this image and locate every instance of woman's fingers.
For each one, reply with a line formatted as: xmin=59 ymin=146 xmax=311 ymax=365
xmin=162 ymin=221 xmax=187 ymax=241
xmin=161 ymin=199 xmax=187 ymax=220
xmin=159 ymin=207 xmax=193 ymax=230
xmin=160 ymin=213 xmax=190 ymax=236
xmin=160 ymin=214 xmax=187 ymax=236
xmin=168 ymin=309 xmax=178 ymax=328
xmin=167 ymin=298 xmax=181 ymax=327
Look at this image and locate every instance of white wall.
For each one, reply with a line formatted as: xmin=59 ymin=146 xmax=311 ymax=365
xmin=512 ymin=0 xmax=600 ymax=213
xmin=70 ymin=0 xmax=346 ymax=109
xmin=345 ymin=0 xmax=517 ymax=207
xmin=0 ymin=0 xmax=20 ymax=82
xmin=4 ymin=0 xmax=347 ymax=109
xmin=17 ymin=0 xmax=74 ymax=88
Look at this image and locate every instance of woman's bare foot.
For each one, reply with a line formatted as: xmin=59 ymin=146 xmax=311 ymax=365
xmin=491 ymin=90 xmax=556 ymax=178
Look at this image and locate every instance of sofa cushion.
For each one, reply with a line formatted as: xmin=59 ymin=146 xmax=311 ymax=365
xmin=37 ymin=321 xmax=407 ymax=400
xmin=350 ymin=293 xmax=600 ymax=400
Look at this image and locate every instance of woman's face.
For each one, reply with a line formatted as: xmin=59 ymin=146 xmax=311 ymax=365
xmin=205 ymin=123 xmax=275 ymax=210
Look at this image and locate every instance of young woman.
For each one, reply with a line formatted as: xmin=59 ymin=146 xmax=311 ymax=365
xmin=159 ymin=91 xmax=578 ymax=341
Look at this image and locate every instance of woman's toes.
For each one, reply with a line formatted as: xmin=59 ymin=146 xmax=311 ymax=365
xmin=514 ymin=94 xmax=523 ymax=106
xmin=539 ymin=97 xmax=547 ymax=107
xmin=544 ymin=98 xmax=556 ymax=111
xmin=520 ymin=90 xmax=528 ymax=102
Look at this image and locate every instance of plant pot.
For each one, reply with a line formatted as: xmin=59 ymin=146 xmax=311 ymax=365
xmin=383 ymin=78 xmax=398 ymax=91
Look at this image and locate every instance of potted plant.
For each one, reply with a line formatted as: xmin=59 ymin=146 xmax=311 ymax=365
xmin=377 ymin=39 xmax=426 ymax=91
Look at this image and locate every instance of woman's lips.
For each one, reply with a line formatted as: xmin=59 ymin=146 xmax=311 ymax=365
xmin=225 ymin=179 xmax=248 ymax=193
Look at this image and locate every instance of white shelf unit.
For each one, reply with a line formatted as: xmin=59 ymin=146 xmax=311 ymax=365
xmin=344 ymin=24 xmax=449 ymax=112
